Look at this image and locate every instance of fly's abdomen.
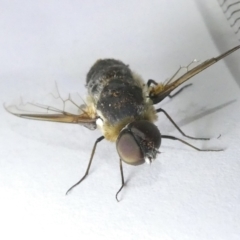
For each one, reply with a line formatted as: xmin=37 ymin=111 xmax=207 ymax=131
xmin=86 ymin=59 xmax=145 ymax=125
xmin=86 ymin=59 xmax=135 ymax=101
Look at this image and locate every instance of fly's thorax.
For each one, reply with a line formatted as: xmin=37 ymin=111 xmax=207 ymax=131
xmin=96 ymin=79 xmax=145 ymax=124
xmin=95 ymin=77 xmax=157 ymax=134
xmin=96 ymin=103 xmax=157 ymax=142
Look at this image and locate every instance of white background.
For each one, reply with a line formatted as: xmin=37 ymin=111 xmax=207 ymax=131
xmin=1 ymin=1 xmax=240 ymax=239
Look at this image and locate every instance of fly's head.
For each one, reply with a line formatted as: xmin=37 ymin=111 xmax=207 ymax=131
xmin=116 ymin=120 xmax=161 ymax=165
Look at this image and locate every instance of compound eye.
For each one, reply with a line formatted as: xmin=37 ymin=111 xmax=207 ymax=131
xmin=130 ymin=121 xmax=161 ymax=150
xmin=116 ymin=130 xmax=145 ymax=165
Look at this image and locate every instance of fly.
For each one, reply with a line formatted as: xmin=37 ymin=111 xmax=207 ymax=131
xmin=5 ymin=45 xmax=240 ymax=201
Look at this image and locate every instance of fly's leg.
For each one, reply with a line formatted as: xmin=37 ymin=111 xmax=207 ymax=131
xmin=147 ymin=60 xmax=198 ymax=99
xmin=147 ymin=79 xmax=192 ymax=99
xmin=115 ymin=159 xmax=125 ymax=202
xmin=161 ymin=135 xmax=223 ymax=151
xmin=168 ymin=84 xmax=192 ymax=98
xmin=156 ymin=108 xmax=212 ymax=140
xmin=66 ymin=136 xmax=104 ymax=195
xmin=147 ymin=79 xmax=158 ymax=87
xmin=147 ymin=64 xmax=184 ymax=88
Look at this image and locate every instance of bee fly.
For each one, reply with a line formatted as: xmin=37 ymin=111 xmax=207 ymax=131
xmin=5 ymin=46 xmax=240 ymax=201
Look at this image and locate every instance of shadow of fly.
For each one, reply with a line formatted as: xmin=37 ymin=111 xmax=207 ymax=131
xmin=5 ymin=46 xmax=240 ymax=201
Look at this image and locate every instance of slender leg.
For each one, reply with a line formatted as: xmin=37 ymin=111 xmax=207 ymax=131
xmin=168 ymin=84 xmax=192 ymax=98
xmin=66 ymin=136 xmax=104 ymax=195
xmin=147 ymin=79 xmax=158 ymax=87
xmin=156 ymin=108 xmax=210 ymax=140
xmin=147 ymin=79 xmax=192 ymax=99
xmin=115 ymin=159 xmax=125 ymax=202
xmin=162 ymin=135 xmax=223 ymax=151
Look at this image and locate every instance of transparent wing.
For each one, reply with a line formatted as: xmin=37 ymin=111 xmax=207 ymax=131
xmin=4 ymin=85 xmax=97 ymax=130
xmin=149 ymin=45 xmax=240 ymax=104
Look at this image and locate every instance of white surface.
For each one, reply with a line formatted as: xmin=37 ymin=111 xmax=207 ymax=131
xmin=1 ymin=1 xmax=240 ymax=240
